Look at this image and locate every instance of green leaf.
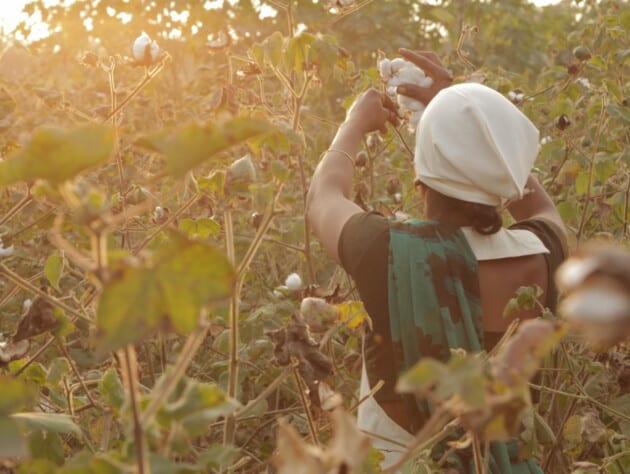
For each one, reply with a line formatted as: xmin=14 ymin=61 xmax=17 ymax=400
xmin=396 ymin=358 xmax=446 ymax=394
xmin=575 ymin=171 xmax=590 ymax=196
xmin=262 ymin=31 xmax=284 ymax=68
xmin=96 ymin=232 xmax=235 ymax=354
xmin=284 ymin=32 xmax=315 ymax=73
xmin=310 ymin=36 xmax=340 ymax=79
xmin=0 ymin=376 xmax=36 ymax=415
xmin=12 ymin=412 xmax=81 ymax=435
xmin=0 ymin=416 xmax=27 ymax=458
xmin=46 ymin=358 xmax=71 ymax=386
xmin=44 ymin=253 xmax=65 ymax=292
xmin=178 ymin=218 xmax=220 ymax=239
xmin=0 ymin=125 xmax=114 ymax=186
xmin=136 ymin=118 xmax=274 ymax=178
xmin=98 ymin=368 xmax=126 ymax=412
xmin=197 ymin=444 xmax=241 ymax=470
xmin=270 ymin=160 xmax=290 ymax=181
xmin=28 ymin=430 xmax=65 ymax=465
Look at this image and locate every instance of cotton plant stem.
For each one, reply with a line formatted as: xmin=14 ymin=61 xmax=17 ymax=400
xmin=0 ymin=264 xmax=91 ymax=323
xmin=576 ymin=97 xmax=607 ymax=245
xmin=623 ymin=172 xmax=630 ymax=237
xmin=234 ymin=364 xmax=296 ymax=419
xmin=107 ymin=58 xmax=131 ymax=250
xmin=140 ymin=326 xmax=207 ymax=426
xmin=328 ymin=0 xmax=376 ymax=26
xmin=293 ymin=365 xmax=320 ymax=446
xmin=12 ymin=336 xmax=56 ymax=377
xmin=101 ymin=57 xmax=169 ymax=125
xmin=57 ymin=339 xmax=102 ymax=411
xmin=121 ymin=345 xmax=147 ymax=474
xmin=223 ymin=209 xmax=239 ymax=450
xmin=0 ymin=270 xmax=43 ymax=307
xmin=0 ymin=189 xmax=32 ymax=227
xmin=529 ymin=383 xmax=630 ymax=422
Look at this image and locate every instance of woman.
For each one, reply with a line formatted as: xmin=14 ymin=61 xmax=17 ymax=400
xmin=306 ymin=50 xmax=567 ymax=472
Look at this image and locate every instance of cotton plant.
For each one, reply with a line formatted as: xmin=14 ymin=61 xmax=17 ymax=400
xmin=132 ymin=32 xmax=160 ymax=66
xmin=379 ymin=57 xmax=433 ymax=132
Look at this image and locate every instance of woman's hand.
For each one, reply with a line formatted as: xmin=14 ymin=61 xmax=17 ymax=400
xmin=344 ymin=88 xmax=399 ymax=135
xmin=396 ymin=49 xmax=453 ymax=105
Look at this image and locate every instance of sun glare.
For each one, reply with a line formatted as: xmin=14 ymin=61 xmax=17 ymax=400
xmin=0 ymin=0 xmax=564 ymax=43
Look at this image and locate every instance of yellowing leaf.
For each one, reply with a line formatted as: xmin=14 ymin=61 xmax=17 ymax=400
xmin=336 ymin=300 xmax=369 ymax=329
xmin=96 ymin=232 xmax=235 ymax=355
xmin=0 ymin=125 xmax=114 ymax=186
xmin=136 ymin=118 xmax=274 ymax=178
xmin=44 ymin=253 xmax=65 ymax=291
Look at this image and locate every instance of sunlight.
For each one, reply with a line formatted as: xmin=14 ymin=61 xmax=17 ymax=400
xmin=0 ymin=0 xmax=564 ymax=42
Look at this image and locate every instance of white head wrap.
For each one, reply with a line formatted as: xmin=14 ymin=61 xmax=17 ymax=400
xmin=414 ymin=83 xmax=540 ymax=206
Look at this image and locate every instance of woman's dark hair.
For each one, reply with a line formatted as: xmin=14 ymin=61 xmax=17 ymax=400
xmin=419 ymin=183 xmax=502 ymax=235
xmin=466 ymin=202 xmax=503 ymax=235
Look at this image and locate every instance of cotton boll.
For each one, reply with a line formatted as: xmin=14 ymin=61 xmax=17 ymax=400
xmin=379 ymin=58 xmax=392 ymax=79
xmin=0 ymin=238 xmax=14 ymax=257
xmin=22 ymin=299 xmax=32 ymax=313
xmin=389 ymin=58 xmax=409 ymax=74
xmin=133 ymin=33 xmax=151 ymax=61
xmin=285 ymin=273 xmax=302 ymax=291
xmin=397 ymin=94 xmax=424 ymax=113
xmin=133 ymin=33 xmax=159 ymax=64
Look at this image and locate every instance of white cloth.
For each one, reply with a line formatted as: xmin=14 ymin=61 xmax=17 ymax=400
xmin=460 ymin=227 xmax=549 ymax=260
xmin=414 ymin=83 xmax=540 ymax=206
xmin=357 ymin=228 xmax=549 ymax=471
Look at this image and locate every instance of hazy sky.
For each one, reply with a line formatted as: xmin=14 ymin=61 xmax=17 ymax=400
xmin=0 ymin=0 xmax=564 ymax=39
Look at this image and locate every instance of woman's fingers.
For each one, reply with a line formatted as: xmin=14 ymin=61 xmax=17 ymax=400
xmin=398 ymin=48 xmax=453 ymax=82
xmin=396 ymin=83 xmax=432 ymax=105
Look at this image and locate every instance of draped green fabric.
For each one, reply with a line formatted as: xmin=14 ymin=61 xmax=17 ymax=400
xmin=387 ymin=219 xmax=543 ymax=474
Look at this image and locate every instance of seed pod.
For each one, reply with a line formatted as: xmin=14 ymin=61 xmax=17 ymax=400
xmin=556 ymin=114 xmax=571 ymax=131
xmin=573 ymin=46 xmax=592 ymax=62
xmin=250 ymin=211 xmax=263 ymax=229
xmin=386 ymin=177 xmax=401 ymax=196
xmin=354 ymin=151 xmax=368 ymax=168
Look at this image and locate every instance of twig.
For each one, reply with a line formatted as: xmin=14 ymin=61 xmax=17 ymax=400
xmin=576 ymin=97 xmax=607 ymax=245
xmin=223 ymin=209 xmax=239 ymax=449
xmin=293 ymin=364 xmax=320 ymax=446
xmin=0 ymin=264 xmax=91 ymax=323
xmin=12 ymin=336 xmax=56 ymax=377
xmin=235 ymin=364 xmax=296 ymax=419
xmin=456 ymin=25 xmax=477 ymax=71
xmin=122 ymin=345 xmax=147 ymax=474
xmin=624 ymin=173 xmax=630 ymax=237
xmin=0 ymin=189 xmax=32 ymax=227
xmin=57 ymin=339 xmax=102 ymax=411
xmin=140 ymin=326 xmax=208 ymax=426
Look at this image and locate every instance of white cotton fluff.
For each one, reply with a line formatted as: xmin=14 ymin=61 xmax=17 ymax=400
xmin=379 ymin=57 xmax=433 ymax=132
xmin=0 ymin=239 xmax=14 ymax=257
xmin=285 ymin=273 xmax=302 ymax=291
xmin=22 ymin=299 xmax=32 ymax=313
xmin=133 ymin=33 xmax=160 ymax=63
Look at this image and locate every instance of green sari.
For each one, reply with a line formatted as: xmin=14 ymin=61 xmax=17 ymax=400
xmin=387 ymin=219 xmax=542 ymax=474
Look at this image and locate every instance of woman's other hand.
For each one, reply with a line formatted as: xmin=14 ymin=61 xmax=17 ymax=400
xmin=345 ymin=88 xmax=399 ymax=135
xmin=397 ymin=49 xmax=453 ymax=105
